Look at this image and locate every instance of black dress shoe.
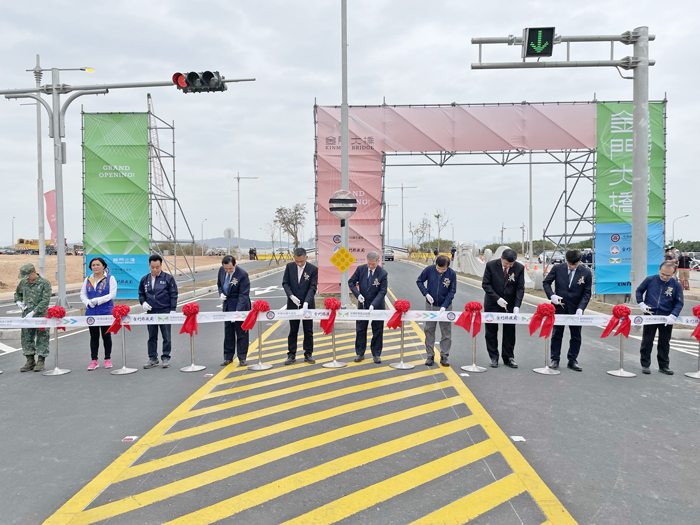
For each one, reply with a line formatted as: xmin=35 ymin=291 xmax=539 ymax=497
xmin=490 ymin=359 xmax=499 ymax=368
xmin=425 ymin=357 xmax=434 ymax=366
xmin=238 ymin=360 xmax=247 ymax=367
xmin=220 ymin=359 xmax=233 ymax=366
xmin=659 ymin=367 xmax=674 ymax=375
xmin=284 ymin=356 xmax=296 ymax=365
xmin=642 ymin=367 xmax=651 ymax=374
xmin=567 ymin=363 xmax=582 ymax=372
xmin=373 ymin=356 xmax=382 ymax=364
xmin=440 ymin=357 xmax=449 ymax=367
xmin=353 ymin=355 xmax=364 ymax=363
xmin=304 ymin=356 xmax=316 ymax=364
xmin=505 ymin=359 xmax=518 ymax=369
xmin=550 ymin=360 xmax=559 ymax=369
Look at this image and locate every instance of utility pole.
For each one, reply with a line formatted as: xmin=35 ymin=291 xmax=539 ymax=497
xmin=30 ymin=55 xmax=46 ymax=278
xmin=384 ymin=183 xmax=418 ymax=246
xmin=1 ymin=70 xmax=254 ymax=307
xmin=233 ymin=172 xmax=259 ymax=257
xmin=340 ymin=0 xmax=350 ymax=307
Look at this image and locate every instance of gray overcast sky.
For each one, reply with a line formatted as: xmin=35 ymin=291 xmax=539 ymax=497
xmin=1 ymin=0 xmax=697 ymax=248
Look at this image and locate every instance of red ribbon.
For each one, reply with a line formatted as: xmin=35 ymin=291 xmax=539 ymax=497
xmin=179 ymin=302 xmax=199 ymax=336
xmin=387 ymin=300 xmax=410 ymax=330
xmin=320 ymin=297 xmax=341 ymax=334
xmin=692 ymin=305 xmax=700 ymax=343
xmin=106 ymin=304 xmax=131 ymax=335
xmin=529 ymin=303 xmax=556 ymax=338
xmin=601 ymin=305 xmax=631 ymax=339
xmin=242 ymin=300 xmax=270 ymax=331
xmin=456 ymin=301 xmax=482 ymax=337
xmin=43 ymin=306 xmax=66 ymax=331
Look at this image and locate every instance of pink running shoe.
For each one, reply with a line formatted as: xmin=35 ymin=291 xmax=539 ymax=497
xmin=87 ymin=360 xmax=99 ymax=371
xmin=104 ymin=359 xmax=113 ymax=369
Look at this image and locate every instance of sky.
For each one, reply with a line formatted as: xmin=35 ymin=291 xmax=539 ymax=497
xmin=1 ymin=0 xmax=697 ymax=250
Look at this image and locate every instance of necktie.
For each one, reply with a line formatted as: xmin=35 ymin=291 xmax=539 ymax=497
xmin=568 ymin=269 xmax=574 ymax=287
xmin=503 ymin=268 xmax=508 ymax=281
xmin=298 ymin=266 xmax=303 ymax=283
xmin=368 ymin=270 xmax=373 ymax=287
xmin=224 ymin=272 xmax=231 ymax=293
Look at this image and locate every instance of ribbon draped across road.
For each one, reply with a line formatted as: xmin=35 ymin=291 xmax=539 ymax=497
xmin=0 ymin=310 xmax=697 ymax=330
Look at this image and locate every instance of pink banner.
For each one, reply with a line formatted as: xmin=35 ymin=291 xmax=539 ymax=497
xmin=44 ymin=190 xmax=57 ymax=246
xmin=315 ymin=103 xmax=597 ymax=293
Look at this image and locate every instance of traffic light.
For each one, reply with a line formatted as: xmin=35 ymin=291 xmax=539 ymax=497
xmin=172 ymin=71 xmax=227 ymax=93
xmin=522 ymin=27 xmax=555 ymax=58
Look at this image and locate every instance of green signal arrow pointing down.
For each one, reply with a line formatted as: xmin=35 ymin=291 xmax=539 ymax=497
xmin=529 ymin=30 xmax=550 ymax=53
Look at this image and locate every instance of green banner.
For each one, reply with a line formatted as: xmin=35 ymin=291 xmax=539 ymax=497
xmin=595 ymin=102 xmax=664 ymax=223
xmin=83 ymin=113 xmax=149 ymax=255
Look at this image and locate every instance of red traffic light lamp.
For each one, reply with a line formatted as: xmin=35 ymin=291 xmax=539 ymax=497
xmin=172 ymin=71 xmax=226 ymax=93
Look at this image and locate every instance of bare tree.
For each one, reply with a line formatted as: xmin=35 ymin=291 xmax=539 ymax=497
xmin=275 ymin=203 xmax=307 ymax=250
xmin=264 ymin=222 xmax=278 ymax=254
xmin=414 ymin=217 xmax=431 ymax=249
xmin=433 ymin=208 xmax=449 ymax=252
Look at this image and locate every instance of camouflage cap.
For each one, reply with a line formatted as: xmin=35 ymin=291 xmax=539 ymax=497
xmin=18 ymin=263 xmax=36 ymax=279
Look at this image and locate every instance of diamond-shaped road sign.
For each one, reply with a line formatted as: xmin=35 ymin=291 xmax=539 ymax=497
xmin=330 ymin=246 xmax=356 ymax=273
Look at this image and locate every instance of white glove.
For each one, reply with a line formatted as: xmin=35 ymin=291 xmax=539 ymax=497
xmin=369 ymin=305 xmax=374 ymax=311
xmin=576 ymin=309 xmax=583 ymax=316
xmin=303 ymin=302 xmax=308 ymax=310
xmin=220 ymin=293 xmax=227 ymax=301
xmin=357 ymin=294 xmax=365 ymax=304
xmin=142 ymin=301 xmax=152 ymax=312
xmin=170 ymin=311 xmax=177 ymax=315
xmin=638 ymin=302 xmax=649 ymax=314
xmin=88 ymin=299 xmax=97 ymax=308
xmin=665 ymin=314 xmax=677 ymax=326
xmin=25 ymin=311 xmax=35 ymax=319
xmin=16 ymin=301 xmax=26 ymax=311
xmin=497 ymin=297 xmax=507 ymax=308
xmin=550 ymin=294 xmax=562 ymax=305
xmin=439 ymin=307 xmax=446 ymax=313
xmin=425 ymin=294 xmax=434 ymax=305
xmin=513 ymin=307 xmax=520 ymax=314
xmin=290 ymin=295 xmax=300 ymax=307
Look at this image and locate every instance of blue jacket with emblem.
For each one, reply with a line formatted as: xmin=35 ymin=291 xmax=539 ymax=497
xmin=416 ymin=265 xmax=457 ymax=308
xmin=138 ymin=271 xmax=179 ymax=313
xmin=635 ymin=275 xmax=684 ymax=317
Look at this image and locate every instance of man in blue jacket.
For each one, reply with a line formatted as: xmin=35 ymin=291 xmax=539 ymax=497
xmin=218 ymin=255 xmax=251 ymax=366
xmin=138 ymin=254 xmax=179 ymax=369
xmin=416 ymin=255 xmax=457 ymax=367
xmin=348 ymin=251 xmax=388 ymax=363
xmin=636 ymin=261 xmax=684 ymax=375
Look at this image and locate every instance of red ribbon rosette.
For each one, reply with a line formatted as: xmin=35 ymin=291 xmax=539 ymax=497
xmin=320 ymin=297 xmax=341 ymax=335
xmin=529 ymin=303 xmax=556 ymax=338
xmin=44 ymin=306 xmax=67 ymax=331
xmin=601 ymin=305 xmax=631 ymax=339
xmin=387 ymin=300 xmax=410 ymax=330
xmin=692 ymin=305 xmax=700 ymax=343
xmin=455 ymin=301 xmax=482 ymax=337
xmin=242 ymin=300 xmax=270 ymax=331
xmin=106 ymin=304 xmax=131 ymax=335
xmin=179 ymin=302 xmax=199 ymax=336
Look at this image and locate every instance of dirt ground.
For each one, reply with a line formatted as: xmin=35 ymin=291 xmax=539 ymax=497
xmin=0 ymin=254 xmax=224 ymax=292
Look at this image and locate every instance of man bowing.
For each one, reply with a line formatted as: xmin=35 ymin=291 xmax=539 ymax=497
xmin=543 ymin=249 xmax=592 ymax=371
xmin=348 ymin=251 xmax=387 ymax=364
xmin=218 ymin=255 xmax=251 ymax=367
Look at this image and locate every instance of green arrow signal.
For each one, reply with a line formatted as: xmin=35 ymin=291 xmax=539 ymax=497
xmin=529 ymin=30 xmax=550 ymax=53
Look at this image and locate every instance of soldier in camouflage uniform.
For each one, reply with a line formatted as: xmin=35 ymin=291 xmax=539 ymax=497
xmin=14 ymin=263 xmax=52 ymax=372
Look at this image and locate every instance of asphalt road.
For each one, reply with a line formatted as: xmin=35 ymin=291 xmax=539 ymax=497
xmin=0 ymin=261 xmax=699 ymax=524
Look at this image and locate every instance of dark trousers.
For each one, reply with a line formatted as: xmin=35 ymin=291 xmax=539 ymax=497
xmin=485 ymin=323 xmax=516 ymax=363
xmin=355 ymin=320 xmax=384 ymax=357
xmin=550 ymin=325 xmax=582 ymax=364
xmin=640 ymin=324 xmax=673 ymax=369
xmin=224 ymin=321 xmax=249 ymax=361
xmin=147 ymin=324 xmax=172 ymax=361
xmin=288 ymin=319 xmax=313 ymax=357
xmin=89 ymin=325 xmax=112 ymax=360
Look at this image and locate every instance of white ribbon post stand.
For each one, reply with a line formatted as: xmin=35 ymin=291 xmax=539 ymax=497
xmin=111 ymin=329 xmax=137 ymax=375
xmin=43 ymin=326 xmax=70 ymax=376
xmin=248 ymin=321 xmax=272 ymax=371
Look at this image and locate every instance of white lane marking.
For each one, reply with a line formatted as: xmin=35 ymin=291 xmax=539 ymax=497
xmin=0 ymin=342 xmax=21 ymax=354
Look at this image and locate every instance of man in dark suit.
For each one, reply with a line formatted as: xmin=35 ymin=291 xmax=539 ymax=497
xmin=282 ymin=247 xmax=318 ymax=364
xmin=543 ymin=249 xmax=592 ymax=371
xmin=217 ymin=255 xmax=251 ymax=367
xmin=348 ymin=251 xmax=388 ymax=364
xmin=482 ymin=248 xmax=525 ymax=368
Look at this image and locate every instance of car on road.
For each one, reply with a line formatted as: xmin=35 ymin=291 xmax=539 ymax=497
xmin=383 ymin=248 xmax=394 ymax=261
xmin=538 ymin=250 xmax=565 ymax=264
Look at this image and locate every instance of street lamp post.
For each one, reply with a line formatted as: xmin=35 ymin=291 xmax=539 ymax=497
xmin=385 ymin=203 xmax=399 ymax=246
xmin=200 ymin=219 xmax=207 ymax=257
xmin=232 ymin=173 xmax=259 ymax=257
xmin=12 ymin=217 xmax=15 ymax=248
xmin=384 ymin=183 xmax=418 ymax=247
xmin=30 ymin=55 xmax=46 ymax=278
xmin=671 ymin=215 xmax=689 ymax=245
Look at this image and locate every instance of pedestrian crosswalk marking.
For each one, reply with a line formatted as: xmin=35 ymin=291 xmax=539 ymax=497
xmin=45 ymin=291 xmax=575 ymax=525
